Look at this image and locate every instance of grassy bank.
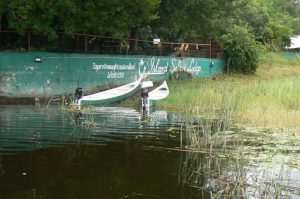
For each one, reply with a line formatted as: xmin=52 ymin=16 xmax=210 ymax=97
xmin=158 ymin=52 xmax=300 ymax=129
xmin=173 ymin=53 xmax=300 ymax=198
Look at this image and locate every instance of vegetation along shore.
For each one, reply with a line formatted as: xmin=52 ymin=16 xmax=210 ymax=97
xmin=156 ymin=52 xmax=300 ymax=130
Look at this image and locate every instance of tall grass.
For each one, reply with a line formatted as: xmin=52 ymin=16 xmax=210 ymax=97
xmin=159 ymin=53 xmax=300 ymax=129
xmin=173 ymin=52 xmax=300 ymax=198
xmin=259 ymin=52 xmax=300 ymax=67
xmin=179 ymin=115 xmax=300 ymax=198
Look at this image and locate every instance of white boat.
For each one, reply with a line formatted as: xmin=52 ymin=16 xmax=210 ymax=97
xmin=76 ymin=77 xmax=142 ymax=106
xmin=148 ymin=80 xmax=169 ymax=102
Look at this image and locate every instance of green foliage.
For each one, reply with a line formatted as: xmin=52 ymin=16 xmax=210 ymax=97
xmin=7 ymin=0 xmax=77 ymax=39
xmin=0 ymin=0 xmax=8 ymax=15
xmin=1 ymin=0 xmax=299 ymax=53
xmin=152 ymin=0 xmax=186 ymax=41
xmin=5 ymin=0 xmax=160 ymax=39
xmin=153 ymin=0 xmax=299 ymax=51
xmin=241 ymin=3 xmax=270 ymax=41
xmin=153 ymin=0 xmax=249 ymax=41
xmin=222 ymin=26 xmax=263 ymax=74
xmin=255 ymin=0 xmax=297 ymax=49
xmin=263 ymin=20 xmax=293 ymax=50
xmin=291 ymin=18 xmax=300 ymax=34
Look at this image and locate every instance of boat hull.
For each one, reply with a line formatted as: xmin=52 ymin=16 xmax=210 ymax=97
xmin=79 ymin=84 xmax=141 ymax=106
xmin=80 ymin=92 xmax=136 ymax=105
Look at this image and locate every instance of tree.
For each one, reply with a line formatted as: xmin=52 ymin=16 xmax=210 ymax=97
xmin=2 ymin=0 xmax=299 ymax=55
xmin=5 ymin=0 xmax=160 ymax=42
xmin=240 ymin=3 xmax=270 ymax=42
xmin=222 ymin=26 xmax=263 ymax=74
xmin=234 ymin=0 xmax=297 ymax=50
xmin=7 ymin=0 xmax=77 ymax=39
xmin=151 ymin=0 xmax=186 ymax=41
xmin=263 ymin=20 xmax=293 ymax=50
xmin=0 ymin=0 xmax=9 ymax=30
xmin=153 ymin=0 xmax=251 ymax=42
xmin=123 ymin=0 xmax=160 ymax=51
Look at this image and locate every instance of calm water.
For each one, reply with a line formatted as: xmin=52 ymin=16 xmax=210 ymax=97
xmin=0 ymin=105 xmax=196 ymax=199
xmin=1 ymin=105 xmax=299 ymax=199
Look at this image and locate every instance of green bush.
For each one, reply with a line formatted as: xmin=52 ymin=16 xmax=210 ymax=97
xmin=222 ymin=26 xmax=264 ymax=74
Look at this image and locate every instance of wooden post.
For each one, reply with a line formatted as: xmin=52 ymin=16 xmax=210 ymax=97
xmin=209 ymin=37 xmax=212 ymax=59
xmin=84 ymin=35 xmax=87 ymax=53
xmin=28 ymin=31 xmax=31 ymax=51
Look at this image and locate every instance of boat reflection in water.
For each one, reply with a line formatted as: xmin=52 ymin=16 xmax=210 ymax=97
xmin=0 ymin=105 xmax=299 ymax=198
xmin=0 ymin=105 xmax=187 ymax=199
xmin=0 ymin=105 xmax=181 ymax=154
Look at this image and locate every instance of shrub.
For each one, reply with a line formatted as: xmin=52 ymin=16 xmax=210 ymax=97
xmin=222 ymin=26 xmax=264 ymax=74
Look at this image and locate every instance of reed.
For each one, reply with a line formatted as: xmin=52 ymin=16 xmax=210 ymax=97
xmin=174 ymin=52 xmax=300 ymax=198
xmin=61 ymin=105 xmax=98 ymax=128
xmin=159 ymin=55 xmax=300 ymax=129
xmin=179 ymin=109 xmax=300 ymax=198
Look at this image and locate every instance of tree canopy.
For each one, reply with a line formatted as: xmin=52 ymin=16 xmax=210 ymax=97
xmin=0 ymin=0 xmax=299 ymax=54
xmin=1 ymin=0 xmax=299 ymax=47
xmin=2 ymin=0 xmax=160 ymax=38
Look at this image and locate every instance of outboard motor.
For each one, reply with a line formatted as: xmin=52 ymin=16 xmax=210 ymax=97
xmin=140 ymin=81 xmax=153 ymax=114
xmin=141 ymin=88 xmax=149 ymax=111
xmin=74 ymin=87 xmax=83 ymax=103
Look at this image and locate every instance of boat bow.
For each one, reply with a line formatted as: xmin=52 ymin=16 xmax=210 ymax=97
xmin=78 ymin=77 xmax=142 ymax=106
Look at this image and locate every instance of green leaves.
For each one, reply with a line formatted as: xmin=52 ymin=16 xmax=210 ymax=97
xmin=1 ymin=0 xmax=299 ymax=62
xmin=5 ymin=0 xmax=160 ymax=39
xmin=263 ymin=20 xmax=293 ymax=50
xmin=222 ymin=26 xmax=263 ymax=74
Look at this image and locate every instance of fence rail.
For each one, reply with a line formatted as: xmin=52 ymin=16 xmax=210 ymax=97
xmin=0 ymin=30 xmax=223 ymax=58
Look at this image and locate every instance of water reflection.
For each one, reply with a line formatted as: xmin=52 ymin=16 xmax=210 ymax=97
xmin=0 ymin=105 xmax=187 ymax=199
xmin=0 ymin=105 xmax=299 ymax=198
xmin=179 ymin=120 xmax=300 ymax=199
xmin=0 ymin=105 xmax=181 ymax=154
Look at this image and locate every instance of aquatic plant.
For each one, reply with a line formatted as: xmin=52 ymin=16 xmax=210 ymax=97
xmin=174 ymin=52 xmax=300 ymax=198
xmin=179 ymin=111 xmax=300 ymax=198
xmin=62 ymin=105 xmax=97 ymax=128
